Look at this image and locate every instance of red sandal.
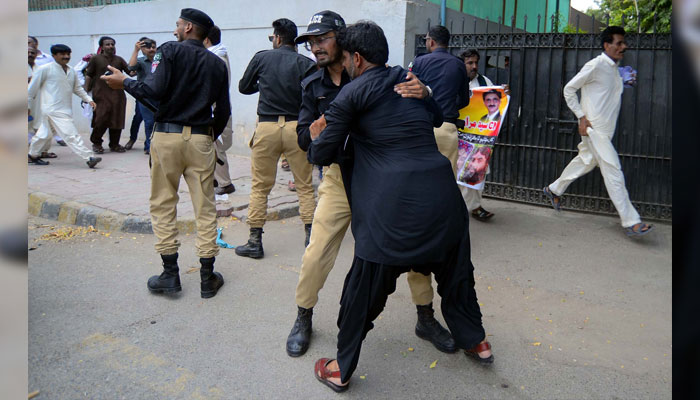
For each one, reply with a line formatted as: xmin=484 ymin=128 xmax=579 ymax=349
xmin=464 ymin=341 xmax=494 ymax=365
xmin=314 ymin=358 xmax=348 ymax=393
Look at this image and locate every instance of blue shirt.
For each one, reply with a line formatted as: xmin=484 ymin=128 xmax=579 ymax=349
xmin=410 ymin=48 xmax=469 ymax=121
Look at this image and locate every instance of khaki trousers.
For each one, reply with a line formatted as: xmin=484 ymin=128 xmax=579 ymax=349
xmin=295 ymin=164 xmax=434 ymax=309
xmin=214 ymin=116 xmax=233 ymax=187
xmin=247 ymin=117 xmax=315 ymax=227
xmin=149 ymin=128 xmax=219 ymax=258
xmin=433 ymin=122 xmax=459 ymax=175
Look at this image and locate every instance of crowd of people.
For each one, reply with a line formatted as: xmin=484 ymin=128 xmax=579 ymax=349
xmin=29 ymin=6 xmax=654 ymax=392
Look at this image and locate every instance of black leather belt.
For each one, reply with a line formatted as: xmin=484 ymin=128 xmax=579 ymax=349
xmin=258 ymin=115 xmax=298 ymax=122
xmin=154 ymin=122 xmax=211 ymax=135
xmin=445 ymin=118 xmax=465 ymax=129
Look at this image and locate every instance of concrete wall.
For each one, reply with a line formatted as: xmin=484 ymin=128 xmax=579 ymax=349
xmin=29 ymin=0 xmax=416 ymax=155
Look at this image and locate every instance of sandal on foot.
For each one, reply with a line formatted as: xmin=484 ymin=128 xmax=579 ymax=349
xmin=110 ymin=145 xmax=126 ymax=153
xmin=314 ymin=358 xmax=348 ymax=393
xmin=464 ymin=341 xmax=494 ymax=365
xmin=28 ymin=155 xmax=49 ymax=165
xmin=471 ymin=207 xmax=494 ymax=221
xmin=92 ymin=145 xmax=104 ymax=154
xmin=288 ymin=180 xmax=296 ymax=192
xmin=281 ymin=159 xmax=290 ymax=171
xmin=40 ymin=152 xmax=58 ymax=159
xmin=543 ymin=187 xmax=561 ymax=211
xmin=625 ymin=223 xmax=653 ymax=237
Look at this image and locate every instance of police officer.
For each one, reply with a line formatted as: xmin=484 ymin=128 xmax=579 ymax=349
xmin=236 ymin=18 xmax=317 ymax=259
xmin=101 ymin=8 xmax=230 ymax=299
xmin=286 ymin=10 xmax=457 ymax=358
xmin=409 ymin=25 xmax=469 ymax=174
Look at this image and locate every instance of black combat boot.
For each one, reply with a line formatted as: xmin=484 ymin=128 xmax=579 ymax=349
xmin=286 ymin=306 xmax=313 ymax=357
xmin=147 ymin=253 xmax=182 ymax=294
xmin=199 ymin=257 xmax=224 ymax=298
xmin=415 ymin=302 xmax=457 ymax=353
xmin=235 ymin=227 xmax=264 ymax=259
xmin=304 ymin=223 xmax=312 ymax=247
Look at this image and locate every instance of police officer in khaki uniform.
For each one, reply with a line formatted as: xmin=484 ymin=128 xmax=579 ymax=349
xmin=286 ymin=11 xmax=457 ymax=358
xmin=236 ymin=18 xmax=317 ymax=259
xmin=102 ymin=8 xmax=230 ymax=298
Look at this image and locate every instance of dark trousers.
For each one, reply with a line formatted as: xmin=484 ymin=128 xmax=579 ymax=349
xmin=90 ymin=126 xmax=122 ymax=148
xmin=336 ymin=225 xmax=485 ymax=383
xmin=129 ymin=102 xmax=143 ymax=141
xmin=132 ymin=102 xmax=155 ymax=151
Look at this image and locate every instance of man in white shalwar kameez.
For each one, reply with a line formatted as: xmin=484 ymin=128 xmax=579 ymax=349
xmin=28 ymin=44 xmax=102 ymax=169
xmin=543 ymin=26 xmax=653 ymax=237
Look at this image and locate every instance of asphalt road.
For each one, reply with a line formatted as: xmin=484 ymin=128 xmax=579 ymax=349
xmin=28 ymin=200 xmax=672 ymax=399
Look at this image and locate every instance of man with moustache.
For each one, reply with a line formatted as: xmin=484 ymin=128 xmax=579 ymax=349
xmin=307 ymin=21 xmax=492 ymax=391
xmin=28 ymin=44 xmax=101 ymax=168
xmin=286 ymin=10 xmax=457 ymax=359
xmin=84 ymin=36 xmax=130 ymax=153
xmin=101 ymin=8 xmax=230 ymax=298
xmin=543 ymin=26 xmax=653 ymax=238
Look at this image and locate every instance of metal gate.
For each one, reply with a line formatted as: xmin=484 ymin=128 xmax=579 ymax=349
xmin=415 ymin=30 xmax=672 ymax=221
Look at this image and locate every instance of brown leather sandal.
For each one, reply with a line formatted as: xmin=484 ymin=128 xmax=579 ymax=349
xmin=40 ymin=152 xmax=58 ymax=159
xmin=464 ymin=341 xmax=494 ymax=365
xmin=314 ymin=358 xmax=348 ymax=393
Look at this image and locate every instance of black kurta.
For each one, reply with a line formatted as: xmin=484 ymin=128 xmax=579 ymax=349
xmin=307 ymin=65 xmax=464 ymax=266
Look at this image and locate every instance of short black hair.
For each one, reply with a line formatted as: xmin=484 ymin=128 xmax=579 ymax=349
xmin=139 ymin=36 xmax=149 ymax=41
xmin=482 ymin=89 xmax=502 ymax=101
xmin=601 ymin=26 xmax=625 ymax=49
xmin=459 ymin=49 xmax=480 ymax=61
xmin=207 ymin=25 xmax=222 ymax=45
xmin=336 ymin=20 xmax=388 ymax=65
xmin=50 ymin=44 xmax=71 ymax=55
xmin=272 ymin=18 xmax=298 ymax=46
xmin=427 ymin=25 xmax=450 ymax=47
xmin=98 ymin=36 xmax=115 ymax=47
xmin=28 ymin=35 xmax=38 ymax=45
xmin=191 ymin=24 xmax=208 ymax=40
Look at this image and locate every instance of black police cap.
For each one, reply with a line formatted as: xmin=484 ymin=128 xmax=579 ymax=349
xmin=50 ymin=44 xmax=71 ymax=55
xmin=180 ymin=8 xmax=214 ymax=31
xmin=295 ymin=10 xmax=345 ymax=44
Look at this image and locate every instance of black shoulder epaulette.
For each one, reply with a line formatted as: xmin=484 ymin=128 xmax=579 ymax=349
xmin=301 ymin=68 xmax=323 ymax=90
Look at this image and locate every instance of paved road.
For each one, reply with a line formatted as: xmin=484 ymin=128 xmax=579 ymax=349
xmin=28 ymin=200 xmax=671 ymax=399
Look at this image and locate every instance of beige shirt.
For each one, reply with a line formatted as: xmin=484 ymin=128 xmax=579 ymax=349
xmin=28 ymin=61 xmax=92 ymax=116
xmin=563 ymin=52 xmax=623 ymax=135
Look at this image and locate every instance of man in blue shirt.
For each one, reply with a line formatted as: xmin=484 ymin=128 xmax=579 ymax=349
xmin=409 ymin=25 xmax=469 ymax=175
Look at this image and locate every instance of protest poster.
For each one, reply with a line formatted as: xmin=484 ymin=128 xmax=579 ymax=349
xmin=456 ymin=86 xmax=510 ymax=190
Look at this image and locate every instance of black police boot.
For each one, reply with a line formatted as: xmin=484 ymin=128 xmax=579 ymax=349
xmin=235 ymin=227 xmax=264 ymax=259
xmin=199 ymin=257 xmax=224 ymax=299
xmin=415 ymin=302 xmax=457 ymax=353
xmin=147 ymin=253 xmax=182 ymax=294
xmin=304 ymin=223 xmax=312 ymax=247
xmin=286 ymin=306 xmax=313 ymax=357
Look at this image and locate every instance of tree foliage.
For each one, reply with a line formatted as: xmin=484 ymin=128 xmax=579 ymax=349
xmin=585 ymin=0 xmax=671 ymax=33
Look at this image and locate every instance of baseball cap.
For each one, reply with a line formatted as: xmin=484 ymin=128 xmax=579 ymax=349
xmin=294 ymin=10 xmax=345 ymax=44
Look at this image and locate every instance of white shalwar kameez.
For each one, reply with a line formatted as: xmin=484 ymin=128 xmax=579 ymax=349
xmin=547 ymin=52 xmax=641 ymax=228
xmin=28 ymin=62 xmax=95 ymax=161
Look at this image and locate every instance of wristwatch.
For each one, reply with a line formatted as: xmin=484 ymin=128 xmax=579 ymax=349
xmin=425 ymin=85 xmax=433 ymax=98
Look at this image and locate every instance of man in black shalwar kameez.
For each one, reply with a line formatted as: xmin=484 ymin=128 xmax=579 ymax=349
xmin=307 ymin=21 xmax=494 ymax=392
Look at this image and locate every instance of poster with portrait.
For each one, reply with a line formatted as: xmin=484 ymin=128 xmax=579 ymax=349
xmin=456 ymin=86 xmax=510 ymax=190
